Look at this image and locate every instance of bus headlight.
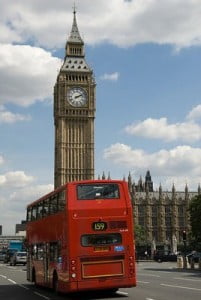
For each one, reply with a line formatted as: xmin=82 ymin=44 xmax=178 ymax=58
xmin=71 ymin=273 xmax=76 ymax=278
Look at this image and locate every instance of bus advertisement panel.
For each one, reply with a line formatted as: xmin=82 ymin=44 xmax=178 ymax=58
xmin=26 ymin=180 xmax=136 ymax=293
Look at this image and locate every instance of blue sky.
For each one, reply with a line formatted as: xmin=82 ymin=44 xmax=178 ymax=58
xmin=0 ymin=0 xmax=201 ymax=234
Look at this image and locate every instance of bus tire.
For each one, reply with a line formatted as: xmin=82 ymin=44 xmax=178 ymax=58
xmin=106 ymin=288 xmax=118 ymax=294
xmin=99 ymin=288 xmax=118 ymax=295
xmin=32 ymin=268 xmax=36 ymax=285
xmin=53 ymin=271 xmax=58 ymax=293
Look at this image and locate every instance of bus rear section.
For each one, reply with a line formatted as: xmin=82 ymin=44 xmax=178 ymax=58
xmin=66 ymin=180 xmax=136 ymax=292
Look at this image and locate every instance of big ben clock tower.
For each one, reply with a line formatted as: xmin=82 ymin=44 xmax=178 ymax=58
xmin=54 ymin=10 xmax=96 ymax=188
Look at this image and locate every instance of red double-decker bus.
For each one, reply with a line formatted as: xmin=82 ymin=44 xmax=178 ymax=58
xmin=26 ymin=180 xmax=136 ymax=293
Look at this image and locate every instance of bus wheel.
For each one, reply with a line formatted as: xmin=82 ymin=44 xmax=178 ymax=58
xmin=107 ymin=288 xmax=118 ymax=294
xmin=53 ymin=272 xmax=58 ymax=293
xmin=100 ymin=288 xmax=118 ymax=295
xmin=32 ymin=268 xmax=36 ymax=285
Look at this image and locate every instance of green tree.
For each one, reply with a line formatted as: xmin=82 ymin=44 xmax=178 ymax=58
xmin=189 ymin=195 xmax=201 ymax=248
xmin=134 ymin=224 xmax=146 ymax=246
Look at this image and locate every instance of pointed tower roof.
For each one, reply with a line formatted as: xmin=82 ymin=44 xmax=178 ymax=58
xmin=102 ymin=172 xmax=106 ymax=180
xmin=198 ymin=183 xmax=201 ymax=195
xmin=159 ymin=183 xmax=162 ymax=194
xmin=172 ymin=183 xmax=176 ymax=194
xmin=185 ymin=183 xmax=188 ymax=194
xmin=62 ymin=9 xmax=92 ymax=73
xmin=128 ymin=171 xmax=132 ymax=185
xmin=68 ymin=8 xmax=83 ymax=44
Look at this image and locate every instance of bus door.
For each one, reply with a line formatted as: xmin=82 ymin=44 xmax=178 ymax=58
xmin=43 ymin=243 xmax=49 ymax=284
xmin=26 ymin=246 xmax=32 ymax=281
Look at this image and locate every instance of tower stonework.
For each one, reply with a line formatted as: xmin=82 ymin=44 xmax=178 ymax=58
xmin=54 ymin=11 xmax=96 ymax=188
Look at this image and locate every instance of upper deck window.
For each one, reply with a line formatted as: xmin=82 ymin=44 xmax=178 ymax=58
xmin=77 ymin=184 xmax=120 ymax=200
xmin=26 ymin=190 xmax=66 ymax=222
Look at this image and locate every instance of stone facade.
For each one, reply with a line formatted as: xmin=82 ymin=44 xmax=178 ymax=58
xmin=54 ymin=11 xmax=96 ymax=188
xmin=127 ymin=171 xmax=200 ymax=250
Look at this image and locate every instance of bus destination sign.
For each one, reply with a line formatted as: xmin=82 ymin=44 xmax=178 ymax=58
xmin=92 ymin=221 xmax=107 ymax=231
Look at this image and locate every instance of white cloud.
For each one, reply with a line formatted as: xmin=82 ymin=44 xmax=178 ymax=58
xmin=0 ymin=44 xmax=62 ymax=106
xmin=0 ymin=183 xmax=53 ymax=235
xmin=125 ymin=117 xmax=201 ymax=143
xmin=0 ymin=105 xmax=31 ymax=123
xmin=9 ymin=184 xmax=54 ymax=209
xmin=100 ymin=72 xmax=120 ymax=81
xmin=187 ymin=104 xmax=201 ymax=121
xmin=0 ymin=171 xmax=34 ymax=188
xmin=104 ymin=143 xmax=201 ymax=178
xmin=161 ymin=176 xmax=199 ymax=192
xmin=1 ymin=0 xmax=201 ymax=49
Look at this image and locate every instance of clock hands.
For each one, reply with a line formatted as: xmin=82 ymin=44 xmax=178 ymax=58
xmin=74 ymin=94 xmax=82 ymax=99
xmin=67 ymin=87 xmax=87 ymax=107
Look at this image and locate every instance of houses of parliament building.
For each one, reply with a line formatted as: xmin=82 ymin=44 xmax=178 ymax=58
xmin=99 ymin=170 xmax=200 ymax=251
xmin=54 ymin=10 xmax=200 ymax=252
xmin=127 ymin=170 xmax=200 ymax=250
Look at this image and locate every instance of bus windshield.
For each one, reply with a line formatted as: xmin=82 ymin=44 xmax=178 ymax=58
xmin=77 ymin=183 xmax=120 ymax=200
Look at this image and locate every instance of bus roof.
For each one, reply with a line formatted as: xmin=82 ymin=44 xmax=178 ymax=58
xmin=26 ymin=179 xmax=128 ymax=208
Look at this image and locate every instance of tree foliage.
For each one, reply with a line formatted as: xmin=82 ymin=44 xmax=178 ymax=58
xmin=189 ymin=195 xmax=201 ymax=243
xmin=134 ymin=224 xmax=147 ymax=246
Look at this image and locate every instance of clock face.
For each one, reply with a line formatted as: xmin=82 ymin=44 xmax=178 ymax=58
xmin=67 ymin=87 xmax=87 ymax=107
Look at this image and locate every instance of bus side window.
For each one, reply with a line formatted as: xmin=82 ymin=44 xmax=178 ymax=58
xmin=37 ymin=244 xmax=44 ymax=260
xmin=31 ymin=206 xmax=37 ymax=220
xmin=58 ymin=190 xmax=65 ymax=211
xmin=27 ymin=208 xmax=32 ymax=221
xmin=32 ymin=244 xmax=37 ymax=259
xmin=50 ymin=195 xmax=58 ymax=214
xmin=37 ymin=202 xmax=44 ymax=219
xmin=43 ymin=199 xmax=49 ymax=217
xmin=50 ymin=242 xmax=60 ymax=262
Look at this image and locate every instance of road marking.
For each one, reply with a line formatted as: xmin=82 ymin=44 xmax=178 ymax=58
xmin=146 ymin=298 xmax=156 ymax=300
xmin=174 ymin=277 xmax=201 ymax=282
xmin=116 ymin=291 xmax=128 ymax=296
xmin=34 ymin=292 xmax=50 ymax=299
xmin=0 ymin=275 xmax=7 ymax=279
xmin=161 ymin=283 xmax=201 ymax=291
xmin=137 ymin=280 xmax=150 ymax=284
xmin=8 ymin=278 xmax=17 ymax=284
